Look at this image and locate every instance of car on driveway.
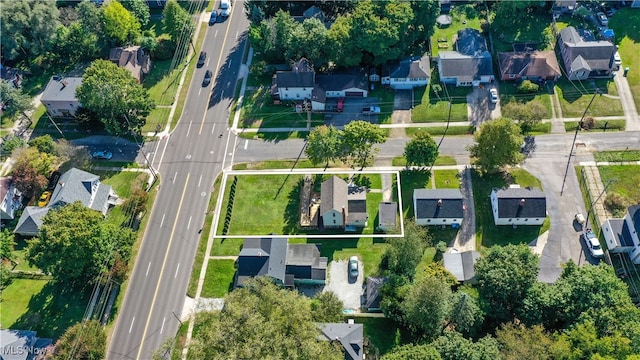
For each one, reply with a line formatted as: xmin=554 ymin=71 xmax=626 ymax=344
xmin=197 ymin=51 xmax=206 ymax=67
xmin=596 ymin=12 xmax=608 ymax=26
xmin=209 ymin=10 xmax=218 ymax=25
xmin=202 ymin=70 xmax=212 ymax=87
xmin=92 ymin=150 xmax=113 ymax=160
xmin=348 ymin=256 xmax=359 ymax=278
xmin=489 ymin=88 xmax=499 ymax=104
xmin=582 ymin=230 xmax=604 ymax=258
xmin=38 ymin=191 xmax=51 ymax=207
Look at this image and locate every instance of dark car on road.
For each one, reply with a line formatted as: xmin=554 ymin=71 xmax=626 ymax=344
xmin=209 ymin=10 xmax=218 ymax=25
xmin=202 ymin=70 xmax=212 ymax=87
xmin=197 ymin=51 xmax=206 ymax=67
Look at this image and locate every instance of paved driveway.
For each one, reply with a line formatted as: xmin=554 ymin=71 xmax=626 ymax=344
xmin=466 ymin=86 xmax=501 ymax=127
xmin=324 ymin=259 xmax=364 ymax=311
xmin=325 ymin=97 xmax=380 ymax=127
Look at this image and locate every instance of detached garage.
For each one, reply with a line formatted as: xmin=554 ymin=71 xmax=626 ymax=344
xmin=316 ymin=73 xmax=368 ymax=99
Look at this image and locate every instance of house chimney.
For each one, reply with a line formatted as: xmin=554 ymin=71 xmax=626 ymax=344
xmin=61 ymin=80 xmax=68 ymax=89
xmin=519 ymin=198 xmax=526 ymax=206
xmin=437 ymin=199 xmax=443 ymax=207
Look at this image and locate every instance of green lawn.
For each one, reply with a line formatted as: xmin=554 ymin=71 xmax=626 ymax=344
xmin=100 ymin=171 xmax=147 ymax=198
xmin=232 ymin=159 xmax=317 ymax=170
xmin=240 ymin=87 xmax=323 ymax=128
xmin=555 ymin=79 xmax=624 ymax=117
xmin=471 ymin=169 xmax=549 ymax=249
xmin=434 ymin=169 xmax=461 ymax=188
xmin=9 ymin=238 xmax=40 ymax=271
xmin=498 ymin=82 xmax=553 ymax=119
xmin=405 ymin=126 xmax=474 ymax=136
xmin=211 ymin=237 xmax=244 ymax=256
xmin=1 ymin=279 xmax=90 ymax=339
xmin=143 ymin=107 xmax=171 ymax=133
xmin=490 ymin=8 xmax=554 ymax=53
xmin=594 ymin=150 xmax=640 ymax=163
xmin=391 ymin=155 xmax=457 ymax=167
xmin=598 ymin=165 xmax=640 ymax=207
xmin=143 ymin=59 xmax=182 ymax=106
xmin=354 ymin=316 xmax=410 ymax=357
xmin=395 ymin=170 xmax=431 ymax=219
xmin=201 ymin=260 xmax=236 ymax=298
xmin=608 ymin=8 xmax=640 ymax=110
xmin=431 ymin=4 xmax=484 ymax=58
xmin=412 ymin=79 xmax=470 ymax=123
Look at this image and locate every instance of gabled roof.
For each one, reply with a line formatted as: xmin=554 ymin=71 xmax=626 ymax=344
xmin=498 ymin=51 xmax=561 ymax=78
xmin=388 ymin=55 xmax=430 ymax=79
xmin=493 ymin=187 xmax=546 ymax=218
xmin=275 ymin=58 xmax=315 ymax=88
xmin=456 ymin=28 xmax=488 ymax=56
xmin=315 ymin=72 xmax=368 ymax=92
xmin=414 ymin=189 xmax=464 ymax=219
xmin=378 ymin=202 xmax=397 ymax=227
xmin=109 ymin=46 xmax=151 ymax=82
xmin=443 ymin=251 xmax=481 ymax=281
xmin=321 ymin=176 xmax=348 ymax=215
xmin=366 ymin=276 xmax=388 ymax=310
xmin=317 ymin=323 xmax=364 ymax=360
xmin=14 ymin=206 xmax=50 ymax=237
xmin=49 ymin=168 xmax=114 ymax=214
xmin=40 ymin=76 xmax=82 ymax=103
xmin=558 ymin=27 xmax=616 ymax=70
xmin=438 ymin=51 xmax=493 ymax=81
xmin=236 ymin=237 xmax=288 ymax=287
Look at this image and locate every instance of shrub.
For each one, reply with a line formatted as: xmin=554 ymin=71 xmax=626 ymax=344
xmin=581 ymin=116 xmax=596 ymax=130
xmin=517 ymin=80 xmax=539 ymax=93
xmin=604 ymin=192 xmax=626 ymax=216
xmin=152 ymin=39 xmax=176 ymax=60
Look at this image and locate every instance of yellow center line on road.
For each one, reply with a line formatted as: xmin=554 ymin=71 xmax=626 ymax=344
xmin=199 ymin=10 xmax=235 ymax=135
xmin=136 ymin=173 xmax=190 ymax=360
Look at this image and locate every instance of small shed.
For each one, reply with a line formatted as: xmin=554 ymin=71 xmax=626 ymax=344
xmin=443 ymin=250 xmax=481 ymax=283
xmin=377 ymin=202 xmax=397 ymax=232
xmin=365 ymin=277 xmax=388 ymax=312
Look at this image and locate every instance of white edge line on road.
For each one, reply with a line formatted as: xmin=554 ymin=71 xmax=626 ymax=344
xmin=211 ymin=123 xmax=216 ymax=135
xmin=187 ymin=216 xmax=192 ymax=229
xmin=173 ymin=172 xmax=177 ymax=184
xmin=129 ymin=317 xmax=135 ymax=334
xmin=187 ymin=121 xmax=192 ymax=137
xmin=244 ymin=139 xmax=248 ymax=150
xmin=160 ymin=213 xmax=165 ymax=228
xmin=145 ymin=262 xmax=151 ymax=277
xmin=160 ymin=317 xmax=166 ymax=334
xmin=198 ymin=174 xmax=203 ymax=187
xmin=174 ymin=263 xmax=180 ymax=279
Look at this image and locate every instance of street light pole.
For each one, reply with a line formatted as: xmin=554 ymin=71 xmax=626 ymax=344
xmin=585 ymin=179 xmax=615 ymax=230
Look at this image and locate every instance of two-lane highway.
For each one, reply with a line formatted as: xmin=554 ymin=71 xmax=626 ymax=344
xmin=108 ymin=5 xmax=249 ymax=359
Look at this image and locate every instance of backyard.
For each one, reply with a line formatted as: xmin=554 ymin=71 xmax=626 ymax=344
xmin=431 ymin=4 xmax=484 ymax=58
xmin=608 ymin=8 xmax=640 ymax=110
xmin=490 ymin=6 xmax=555 ymax=53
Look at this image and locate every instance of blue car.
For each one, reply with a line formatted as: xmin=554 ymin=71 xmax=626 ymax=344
xmin=92 ymin=150 xmax=113 ymax=160
xmin=209 ymin=10 xmax=218 ymax=25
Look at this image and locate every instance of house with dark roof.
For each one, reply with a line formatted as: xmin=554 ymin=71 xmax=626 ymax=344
xmin=293 ymin=5 xmax=326 ymax=23
xmin=317 ymin=322 xmax=364 ymax=360
xmin=437 ymin=28 xmax=494 ymax=87
xmin=40 ymin=76 xmax=83 ymax=117
xmin=0 ymin=177 xmax=23 ymax=220
xmin=381 ymin=55 xmax=430 ymax=90
xmin=601 ymin=205 xmax=640 ymax=264
xmin=490 ymin=186 xmax=546 ymax=226
xmin=346 ymin=186 xmax=368 ymax=229
xmin=109 ymin=45 xmax=151 ymax=83
xmin=320 ymin=176 xmax=348 ymax=229
xmin=235 ymin=237 xmax=327 ymax=288
xmin=498 ymin=51 xmax=561 ymax=81
xmin=271 ymin=58 xmax=315 ymax=102
xmin=377 ymin=201 xmax=397 ymax=232
xmin=443 ymin=250 xmax=481 ymax=283
xmin=0 ymin=329 xmax=52 ymax=360
xmin=365 ymin=276 xmax=387 ymax=312
xmin=413 ymin=189 xmax=464 ymax=226
xmin=557 ymin=27 xmax=616 ymax=80
xmin=14 ymin=168 xmax=118 ymax=236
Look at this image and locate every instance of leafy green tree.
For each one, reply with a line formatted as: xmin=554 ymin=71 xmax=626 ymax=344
xmin=27 ymin=202 xmax=135 ymax=285
xmin=102 ymin=0 xmax=141 ymax=45
xmin=404 ymin=130 xmax=439 ymax=168
xmin=495 ymin=324 xmax=563 ymax=360
xmin=342 ymin=120 xmax=387 ymax=169
xmin=52 ymin=320 xmax=106 ymax=360
xmin=249 ymin=10 xmax=300 ymax=63
xmin=28 ymin=135 xmax=56 ymax=155
xmin=1 ymin=134 xmax=27 ymax=157
xmin=475 ymin=244 xmax=539 ymax=325
xmin=121 ymin=0 xmax=150 ymax=27
xmin=76 ymin=59 xmax=155 ymax=135
xmin=501 ymin=100 xmax=546 ymax=133
xmin=305 ymin=125 xmax=344 ymax=167
xmin=54 ymin=21 xmax=102 ymax=66
xmin=383 ymin=220 xmax=429 ymax=281
xmin=380 ymin=274 xmax=411 ymax=322
xmin=517 ymin=80 xmax=540 ymax=94
xmin=382 ymin=344 xmax=442 ymax=360
xmin=0 ymin=0 xmax=60 ymax=63
xmin=407 ymin=0 xmax=441 ymax=53
xmin=326 ymin=15 xmax=355 ymax=66
xmin=288 ymin=18 xmax=329 ymax=66
xmin=556 ymin=320 xmax=636 ymax=359
xmin=432 ymin=331 xmax=501 ymax=360
xmin=0 ymin=229 xmax=16 ymax=290
xmin=58 ymin=6 xmax=78 ymax=26
xmin=188 ymin=277 xmax=343 ymax=359
xmin=446 ymin=291 xmax=483 ymax=337
xmin=311 ymin=291 xmax=344 ymax=322
xmin=163 ymin=0 xmax=194 ymax=43
xmin=0 ymin=81 xmax=34 ymax=120
xmin=76 ymin=0 xmax=109 ymax=56
xmin=11 ymin=147 xmax=56 ymax=198
xmin=467 ymin=118 xmax=524 ymax=173
xmin=402 ymin=275 xmax=452 ymax=340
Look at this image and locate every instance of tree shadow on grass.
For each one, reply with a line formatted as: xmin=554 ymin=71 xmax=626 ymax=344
xmin=11 ymin=281 xmax=91 ymax=339
xmin=305 ymin=238 xmax=360 ymax=264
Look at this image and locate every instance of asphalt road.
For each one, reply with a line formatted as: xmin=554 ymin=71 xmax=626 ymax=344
xmin=107 ymin=6 xmax=249 ymax=359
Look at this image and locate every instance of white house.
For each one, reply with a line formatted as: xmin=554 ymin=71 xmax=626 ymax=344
xmin=413 ymin=189 xmax=464 ymax=226
xmin=0 ymin=177 xmax=22 ymax=220
xmin=320 ymin=176 xmax=348 ymax=228
xmin=40 ymin=76 xmax=83 ymax=117
xmin=382 ymin=55 xmax=430 ymax=90
xmin=271 ymin=58 xmax=315 ymax=101
xmin=601 ymin=204 xmax=640 ymax=264
xmin=490 ymin=186 xmax=546 ymax=226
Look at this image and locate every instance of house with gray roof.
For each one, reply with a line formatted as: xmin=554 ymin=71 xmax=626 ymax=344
xmin=321 ymin=176 xmax=348 ymax=229
xmin=317 ymin=322 xmax=364 ymax=360
xmin=40 ymin=76 xmax=83 ymax=117
xmin=235 ymin=237 xmax=327 ymax=288
xmin=443 ymin=250 xmax=481 ymax=283
xmin=601 ymin=204 xmax=640 ymax=264
xmin=381 ymin=55 xmax=430 ymax=90
xmin=377 ymin=201 xmax=397 ymax=232
xmin=365 ymin=276 xmax=387 ymax=312
xmin=437 ymin=28 xmax=494 ymax=86
xmin=14 ymin=168 xmax=117 ymax=237
xmin=490 ymin=186 xmax=546 ymax=226
xmin=346 ymin=186 xmax=368 ymax=229
xmin=413 ymin=189 xmax=464 ymax=226
xmin=109 ymin=45 xmax=151 ymax=83
xmin=557 ymin=26 xmax=616 ymax=80
xmin=0 ymin=329 xmax=52 ymax=360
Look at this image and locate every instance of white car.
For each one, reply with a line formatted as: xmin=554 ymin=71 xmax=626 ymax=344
xmin=582 ymin=230 xmax=604 ymax=258
xmin=489 ymin=88 xmax=499 ymax=104
xmin=220 ymin=0 xmax=231 ymax=17
xmin=348 ymin=256 xmax=359 ymax=278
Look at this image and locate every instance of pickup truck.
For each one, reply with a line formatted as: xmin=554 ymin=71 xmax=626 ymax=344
xmin=362 ymin=106 xmax=381 ymax=115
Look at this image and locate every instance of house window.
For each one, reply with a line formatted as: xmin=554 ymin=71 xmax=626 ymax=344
xmin=508 ymin=219 xmax=512 ymax=222
xmin=525 ymin=219 xmax=528 ymax=221
xmin=332 ymin=213 xmax=335 ymax=217
xmin=427 ymin=219 xmax=431 ymax=223
xmin=333 ymin=220 xmax=336 ymax=224
xmin=509 ymin=74 xmax=515 ymax=79
xmin=443 ymin=219 xmax=446 ymax=222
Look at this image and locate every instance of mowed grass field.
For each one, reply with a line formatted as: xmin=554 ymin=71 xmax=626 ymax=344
xmin=609 ymin=8 xmax=640 ymax=110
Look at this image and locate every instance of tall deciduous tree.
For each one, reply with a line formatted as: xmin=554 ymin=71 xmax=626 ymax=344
xmin=383 ymin=220 xmax=430 ymax=281
xmin=501 ymin=100 xmax=546 ymax=134
xmin=28 ymin=135 xmax=56 ymax=155
xmin=431 ymin=331 xmax=501 ymax=360
xmin=446 ymin=291 xmax=483 ymax=337
xmin=311 ymin=291 xmax=344 ymax=323
xmin=52 ymin=320 xmax=106 ymax=360
xmin=0 ymin=0 xmax=60 ymax=63
xmin=407 ymin=0 xmax=441 ymax=53
xmin=495 ymin=324 xmax=565 ymax=360
xmin=102 ymin=0 xmax=141 ymax=46
xmin=404 ymin=130 xmax=439 ymax=168
xmin=342 ymin=120 xmax=387 ymax=169
xmin=381 ymin=344 xmax=442 ymax=360
xmin=163 ymin=0 xmax=194 ymax=43
xmin=305 ymin=125 xmax=343 ymax=167
xmin=77 ymin=0 xmax=109 ymax=56
xmin=0 ymin=81 xmax=33 ymax=120
xmin=188 ymin=277 xmax=343 ymax=359
xmin=474 ymin=244 xmax=539 ymax=325
xmin=11 ymin=147 xmax=56 ymax=198
xmin=467 ymin=117 xmax=524 ymax=173
xmin=402 ymin=275 xmax=452 ymax=340
xmin=27 ymin=202 xmax=135 ymax=285
xmin=121 ymin=0 xmax=151 ymax=27
xmin=76 ymin=60 xmax=155 ymax=135
xmin=54 ymin=21 xmax=102 ymax=66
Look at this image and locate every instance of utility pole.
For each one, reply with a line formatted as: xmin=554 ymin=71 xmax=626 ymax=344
xmin=585 ymin=179 xmax=616 ymax=230
xmin=305 ymin=99 xmax=311 ymax=130
xmin=560 ymin=90 xmax=600 ymax=196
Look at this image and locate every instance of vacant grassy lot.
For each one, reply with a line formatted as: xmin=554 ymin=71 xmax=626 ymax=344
xmin=608 ymin=8 xmax=640 ymax=110
xmin=240 ymin=87 xmax=323 ymax=128
xmin=598 ymin=165 xmax=640 ymax=207
xmin=1 ymin=279 xmax=90 ymax=339
xmin=556 ymin=79 xmax=624 ymax=117
xmin=594 ymin=150 xmax=640 ymax=162
xmin=201 ymin=260 xmax=236 ymax=298
xmin=472 ymin=168 xmax=549 ymax=249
